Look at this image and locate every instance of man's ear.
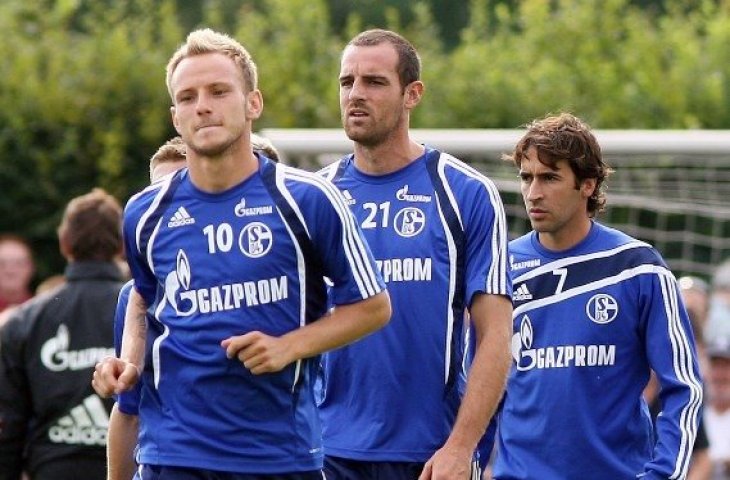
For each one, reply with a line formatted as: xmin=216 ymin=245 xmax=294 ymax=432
xmin=57 ymin=228 xmax=72 ymax=261
xmin=246 ymin=90 xmax=264 ymax=120
xmin=404 ymin=80 xmax=424 ymax=110
xmin=171 ymin=106 xmax=182 ymax=135
xmin=581 ymin=178 xmax=598 ymax=199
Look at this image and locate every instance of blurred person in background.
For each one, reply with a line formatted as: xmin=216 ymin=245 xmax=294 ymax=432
xmin=706 ymin=259 xmax=730 ymax=343
xmin=33 ymin=275 xmax=66 ymax=296
xmin=704 ymin=335 xmax=730 ymax=479
xmin=0 ymin=234 xmax=35 ymax=313
xmin=681 ymin=276 xmax=711 ymax=339
xmin=0 ymin=188 xmax=125 ymax=480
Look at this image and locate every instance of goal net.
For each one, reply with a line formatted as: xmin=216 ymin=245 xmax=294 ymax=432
xmin=260 ymin=129 xmax=730 ymax=280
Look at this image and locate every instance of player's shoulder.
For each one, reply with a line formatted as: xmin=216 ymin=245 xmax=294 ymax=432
xmin=594 ymin=222 xmax=651 ymax=251
xmin=509 ymin=231 xmax=535 ymax=252
xmin=274 ymin=161 xmax=343 ymax=203
xmin=316 ymin=155 xmax=354 ymax=183
xmin=116 ymin=280 xmax=134 ymax=304
xmin=124 ymin=169 xmax=185 ymax=218
xmin=430 ymin=148 xmax=499 ymax=194
xmin=593 ymin=222 xmax=667 ymax=266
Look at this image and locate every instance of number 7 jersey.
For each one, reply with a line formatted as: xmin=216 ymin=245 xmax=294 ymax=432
xmin=494 ymin=222 xmax=703 ymax=480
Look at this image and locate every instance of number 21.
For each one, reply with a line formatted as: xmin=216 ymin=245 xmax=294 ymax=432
xmin=361 ymin=202 xmax=391 ymax=229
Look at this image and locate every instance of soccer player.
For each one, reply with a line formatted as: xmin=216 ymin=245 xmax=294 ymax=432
xmin=93 ymin=28 xmax=390 ymax=479
xmin=107 ymin=134 xmax=283 ymax=480
xmin=318 ymin=29 xmax=512 ymax=480
xmin=493 ymin=113 xmax=703 ymax=479
xmin=0 ymin=188 xmax=125 ymax=480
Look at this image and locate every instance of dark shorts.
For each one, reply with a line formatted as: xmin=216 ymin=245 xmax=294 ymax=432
xmin=324 ymin=456 xmax=425 ymax=480
xmin=324 ymin=455 xmax=482 ymax=480
xmin=136 ymin=465 xmax=324 ymax=480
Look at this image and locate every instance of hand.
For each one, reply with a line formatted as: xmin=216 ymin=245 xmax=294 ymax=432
xmin=91 ymin=356 xmax=140 ymax=398
xmin=221 ymin=331 xmax=294 ymax=374
xmin=418 ymin=444 xmax=473 ymax=480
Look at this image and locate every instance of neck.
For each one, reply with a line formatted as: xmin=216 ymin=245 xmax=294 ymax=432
xmin=353 ymin=136 xmax=425 ymax=175
xmin=187 ymin=141 xmax=258 ymax=193
xmin=539 ymin=218 xmax=593 ymax=251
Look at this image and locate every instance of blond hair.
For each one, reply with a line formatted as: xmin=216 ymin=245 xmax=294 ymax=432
xmin=251 ymin=133 xmax=279 ymax=162
xmin=149 ymin=136 xmax=186 ymax=180
xmin=166 ymin=28 xmax=258 ymax=99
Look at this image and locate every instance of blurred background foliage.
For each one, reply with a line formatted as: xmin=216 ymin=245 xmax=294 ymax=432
xmin=2 ymin=0 xmax=730 ymax=280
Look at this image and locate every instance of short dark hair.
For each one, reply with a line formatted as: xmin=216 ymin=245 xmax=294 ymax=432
xmin=505 ymin=113 xmax=613 ymax=217
xmin=58 ymin=188 xmax=122 ymax=261
xmin=346 ymin=29 xmax=421 ymax=90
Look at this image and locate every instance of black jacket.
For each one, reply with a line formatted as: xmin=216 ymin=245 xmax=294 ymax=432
xmin=0 ymin=261 xmax=123 ymax=480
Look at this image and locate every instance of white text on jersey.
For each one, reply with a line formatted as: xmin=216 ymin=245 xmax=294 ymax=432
xmin=177 ymin=276 xmax=288 ymax=314
xmin=375 ymin=257 xmax=432 ymax=283
xmin=517 ymin=344 xmax=616 ymax=371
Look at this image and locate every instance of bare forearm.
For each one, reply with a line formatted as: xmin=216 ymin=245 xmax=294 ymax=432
xmin=120 ymin=289 xmax=147 ymax=369
xmin=107 ymin=404 xmax=139 ymax=480
xmin=283 ymin=291 xmax=391 ymax=360
xmin=447 ymin=294 xmax=512 ymax=451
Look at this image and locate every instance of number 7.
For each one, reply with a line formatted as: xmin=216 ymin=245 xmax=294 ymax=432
xmin=553 ymin=268 xmax=567 ymax=294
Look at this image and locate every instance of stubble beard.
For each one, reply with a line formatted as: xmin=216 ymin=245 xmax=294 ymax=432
xmin=344 ymin=125 xmax=389 ymax=147
xmin=188 ymin=130 xmax=242 ymax=158
xmin=342 ymin=109 xmax=401 ymax=148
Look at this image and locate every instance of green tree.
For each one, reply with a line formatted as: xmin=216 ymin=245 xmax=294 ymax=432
xmin=0 ymin=0 xmax=180 ymax=279
xmin=226 ymin=0 xmax=342 ymax=129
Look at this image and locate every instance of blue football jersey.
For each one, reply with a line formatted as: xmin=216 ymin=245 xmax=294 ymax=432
xmin=122 ymin=155 xmax=384 ymax=474
xmin=493 ymin=222 xmax=703 ymax=480
xmin=113 ymin=280 xmax=141 ymax=416
xmin=318 ymin=148 xmax=511 ymax=462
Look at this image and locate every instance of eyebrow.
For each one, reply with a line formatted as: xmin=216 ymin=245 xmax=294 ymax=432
xmin=339 ymin=73 xmax=390 ymax=83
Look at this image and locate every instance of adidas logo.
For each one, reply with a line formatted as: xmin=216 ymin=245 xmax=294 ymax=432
xmin=168 ymin=206 xmax=195 ymax=228
xmin=513 ymin=283 xmax=533 ymax=301
xmin=342 ymin=190 xmax=356 ymax=205
xmin=48 ymin=395 xmax=109 ymax=446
